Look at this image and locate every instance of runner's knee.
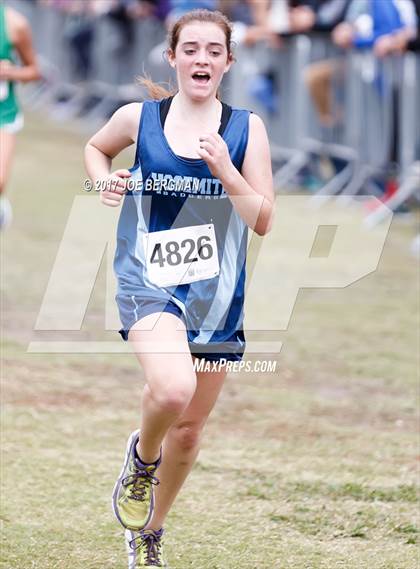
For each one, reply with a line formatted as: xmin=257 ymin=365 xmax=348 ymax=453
xmin=169 ymin=421 xmax=203 ymax=451
xmin=146 ymin=377 xmax=195 ymax=415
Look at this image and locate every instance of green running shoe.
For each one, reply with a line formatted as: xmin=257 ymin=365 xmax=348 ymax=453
xmin=125 ymin=528 xmax=167 ymax=568
xmin=112 ymin=430 xmax=161 ymax=531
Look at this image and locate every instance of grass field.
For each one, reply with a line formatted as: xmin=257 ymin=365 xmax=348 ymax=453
xmin=1 ymin=113 xmax=419 ymax=569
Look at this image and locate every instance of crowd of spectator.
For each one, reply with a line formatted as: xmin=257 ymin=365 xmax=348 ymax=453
xmin=23 ymin=1 xmax=418 ymax=125
xmin=10 ymin=0 xmax=420 ymax=223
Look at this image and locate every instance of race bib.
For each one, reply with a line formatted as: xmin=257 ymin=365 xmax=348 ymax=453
xmin=0 ymin=81 xmax=9 ymax=102
xmin=144 ymin=224 xmax=220 ymax=287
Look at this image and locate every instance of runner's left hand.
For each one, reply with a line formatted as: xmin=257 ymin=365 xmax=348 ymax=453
xmin=197 ymin=132 xmax=234 ymax=181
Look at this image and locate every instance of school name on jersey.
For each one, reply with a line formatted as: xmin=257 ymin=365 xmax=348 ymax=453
xmin=137 ymin=172 xmax=228 ymax=198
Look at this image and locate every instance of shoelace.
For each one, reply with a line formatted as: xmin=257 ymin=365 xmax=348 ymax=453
xmin=130 ymin=531 xmax=163 ymax=566
xmin=122 ymin=467 xmax=160 ymax=501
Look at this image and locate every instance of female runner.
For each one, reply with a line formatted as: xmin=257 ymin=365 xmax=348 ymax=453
xmin=0 ymin=4 xmax=40 ymax=228
xmin=84 ymin=9 xmax=274 ymax=568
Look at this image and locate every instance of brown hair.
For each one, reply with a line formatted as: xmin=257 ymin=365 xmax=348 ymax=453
xmin=138 ymin=9 xmax=234 ymax=100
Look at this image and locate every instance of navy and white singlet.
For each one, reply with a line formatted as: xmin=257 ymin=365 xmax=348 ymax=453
xmin=114 ymin=98 xmax=251 ymax=361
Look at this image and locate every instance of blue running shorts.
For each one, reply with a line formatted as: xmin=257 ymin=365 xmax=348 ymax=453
xmin=116 ymin=294 xmax=244 ymax=362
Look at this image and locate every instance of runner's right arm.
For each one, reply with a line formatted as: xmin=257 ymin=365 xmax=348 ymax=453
xmin=84 ymin=103 xmax=142 ymax=207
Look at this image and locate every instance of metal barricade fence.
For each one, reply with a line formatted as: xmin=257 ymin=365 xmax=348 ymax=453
xmin=267 ymin=34 xmax=358 ymax=190
xmin=325 ymin=51 xmax=397 ymax=202
xmin=11 ymin=2 xmax=419 ymax=220
xmin=265 ymin=35 xmax=399 ymax=197
xmin=257 ymin=34 xmax=417 ymax=212
xmin=82 ymin=16 xmax=167 ymax=123
xmin=268 ymin=35 xmax=313 ymax=183
xmin=399 ymin=53 xmax=420 ymax=175
xmin=15 ymin=3 xmax=167 ymax=121
xmin=222 ymin=40 xmax=271 ymax=118
xmin=365 ymin=52 xmax=420 ymax=226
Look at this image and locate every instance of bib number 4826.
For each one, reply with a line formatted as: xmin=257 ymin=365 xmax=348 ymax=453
xmin=144 ymin=224 xmax=219 ymax=287
xmin=150 ymin=235 xmax=213 ymax=267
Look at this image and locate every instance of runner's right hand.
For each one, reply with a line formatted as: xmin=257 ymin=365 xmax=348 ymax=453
xmin=99 ymin=169 xmax=131 ymax=207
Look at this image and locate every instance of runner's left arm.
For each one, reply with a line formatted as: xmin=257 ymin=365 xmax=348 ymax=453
xmin=197 ymin=113 xmax=274 ymax=236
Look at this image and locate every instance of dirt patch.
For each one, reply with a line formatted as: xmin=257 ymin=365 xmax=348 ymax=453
xmin=7 ymin=390 xmax=95 ymax=409
xmin=1 ymin=357 xmax=140 ymax=410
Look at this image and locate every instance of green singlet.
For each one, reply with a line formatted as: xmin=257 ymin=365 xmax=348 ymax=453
xmin=0 ymin=4 xmax=19 ymax=127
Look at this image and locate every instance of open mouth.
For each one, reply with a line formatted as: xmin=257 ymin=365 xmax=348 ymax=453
xmin=192 ymin=72 xmax=211 ymax=85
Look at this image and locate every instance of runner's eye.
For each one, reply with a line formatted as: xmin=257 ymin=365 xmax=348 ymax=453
xmin=210 ymin=51 xmax=221 ymax=57
xmin=184 ymin=49 xmax=196 ymax=55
